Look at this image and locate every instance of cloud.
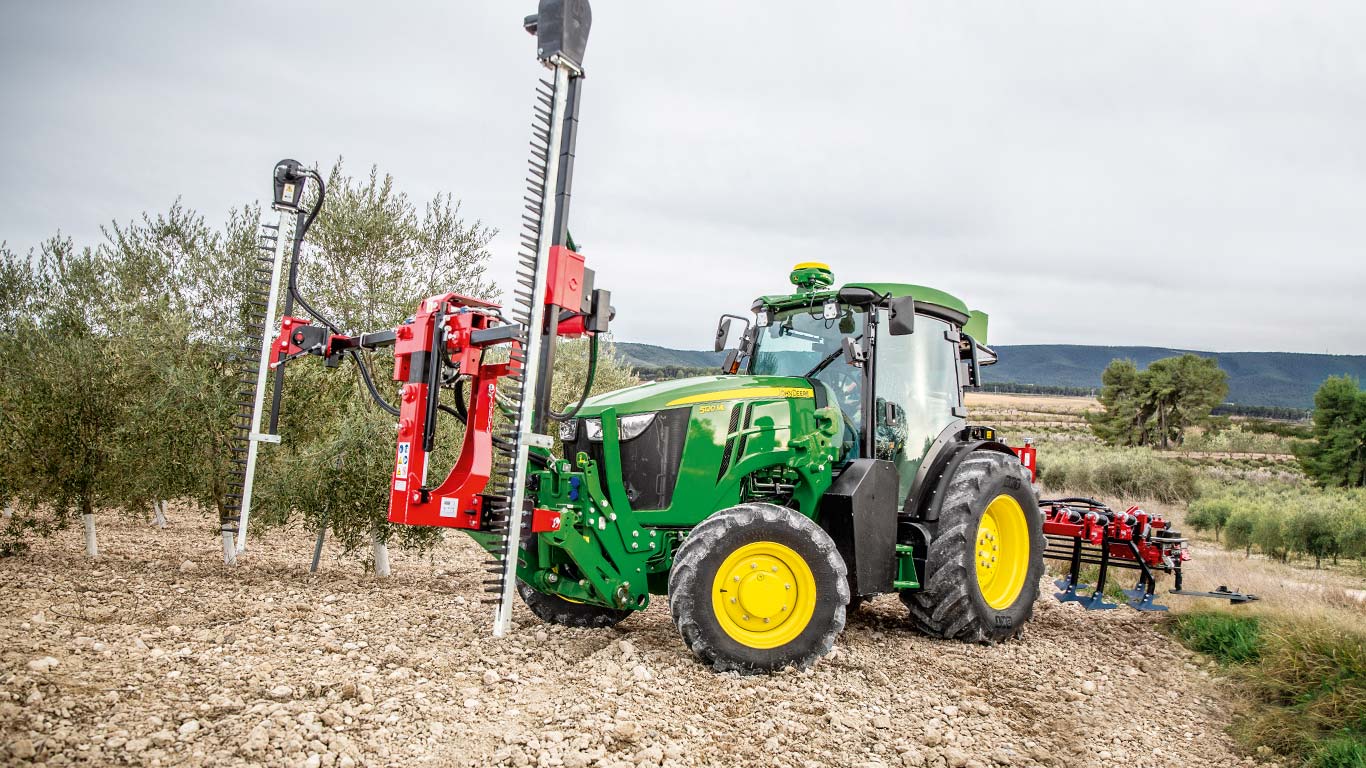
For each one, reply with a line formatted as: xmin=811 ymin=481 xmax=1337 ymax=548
xmin=2 ymin=1 xmax=1362 ymax=354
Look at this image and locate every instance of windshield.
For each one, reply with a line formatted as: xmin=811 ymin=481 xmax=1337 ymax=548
xmin=750 ymin=305 xmax=865 ymax=457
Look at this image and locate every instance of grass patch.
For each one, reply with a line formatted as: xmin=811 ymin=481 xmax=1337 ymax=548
xmin=1171 ymin=612 xmax=1262 ymax=665
xmin=1168 ymin=610 xmax=1366 ymax=766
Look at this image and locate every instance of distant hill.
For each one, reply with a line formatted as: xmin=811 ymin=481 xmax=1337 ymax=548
xmin=612 ymin=341 xmax=1366 ymax=409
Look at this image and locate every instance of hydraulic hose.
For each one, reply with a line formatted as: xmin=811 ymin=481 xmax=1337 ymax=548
xmin=281 ymin=169 xmax=400 ymax=417
xmin=547 ymin=332 xmax=598 ymax=421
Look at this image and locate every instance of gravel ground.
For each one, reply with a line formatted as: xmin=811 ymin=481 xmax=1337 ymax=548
xmin=1 ymin=512 xmax=1269 ymax=768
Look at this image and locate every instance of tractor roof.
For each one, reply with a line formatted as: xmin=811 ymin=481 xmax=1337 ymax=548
xmin=753 ymin=264 xmax=991 ymax=342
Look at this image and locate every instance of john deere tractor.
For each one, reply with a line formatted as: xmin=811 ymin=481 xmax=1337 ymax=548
xmin=523 ymin=262 xmax=1043 ymax=671
xmin=238 ymin=0 xmax=1043 ymax=673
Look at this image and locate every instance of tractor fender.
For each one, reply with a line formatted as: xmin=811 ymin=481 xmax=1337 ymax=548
xmin=903 ymin=439 xmax=1017 ymax=525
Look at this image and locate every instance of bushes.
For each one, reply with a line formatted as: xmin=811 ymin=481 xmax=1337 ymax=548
xmin=1187 ymin=498 xmax=1234 ymax=541
xmin=1038 ymin=444 xmax=1198 ymax=502
xmin=1168 ymin=611 xmax=1366 ymax=766
xmin=1192 ymin=480 xmax=1366 ymax=568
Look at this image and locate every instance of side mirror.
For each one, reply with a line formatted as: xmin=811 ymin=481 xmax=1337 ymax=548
xmin=714 ymin=318 xmax=732 ymax=352
xmin=888 ymin=296 xmax=915 ymax=336
xmin=714 ymin=313 xmax=751 ymax=353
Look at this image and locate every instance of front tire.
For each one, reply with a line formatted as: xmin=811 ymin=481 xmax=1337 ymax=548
xmin=669 ymin=503 xmax=848 ymax=673
xmin=901 ymin=450 xmax=1043 ymax=643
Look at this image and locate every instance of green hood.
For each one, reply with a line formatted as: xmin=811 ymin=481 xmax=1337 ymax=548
xmin=575 ymin=374 xmax=817 ymax=416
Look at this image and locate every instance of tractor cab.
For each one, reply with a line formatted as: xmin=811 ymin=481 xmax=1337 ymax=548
xmin=720 ymin=262 xmax=994 ymax=505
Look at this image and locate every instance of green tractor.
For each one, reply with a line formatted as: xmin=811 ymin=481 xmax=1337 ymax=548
xmin=517 ymin=261 xmax=1044 ymax=672
xmin=239 ymin=1 xmax=1043 ymax=674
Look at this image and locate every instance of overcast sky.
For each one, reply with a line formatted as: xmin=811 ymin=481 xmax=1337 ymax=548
xmin=2 ymin=2 xmax=1364 ymax=354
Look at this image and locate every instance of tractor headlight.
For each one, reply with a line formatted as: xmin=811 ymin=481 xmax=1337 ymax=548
xmin=617 ymin=412 xmax=656 ymax=441
xmin=584 ymin=418 xmax=603 ymax=441
xmin=582 ymin=413 xmax=657 ymax=442
xmin=558 ymin=418 xmax=578 ymax=442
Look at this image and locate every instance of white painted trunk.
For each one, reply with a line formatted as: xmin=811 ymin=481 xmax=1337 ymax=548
xmin=152 ymin=500 xmax=168 ymax=528
xmin=2 ymin=500 xmax=13 ymax=520
xmin=82 ymin=513 xmax=98 ymax=558
xmin=372 ymin=533 xmax=391 ymax=578
xmin=221 ymin=529 xmax=237 ymax=566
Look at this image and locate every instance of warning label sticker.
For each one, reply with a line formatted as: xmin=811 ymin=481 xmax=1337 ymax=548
xmin=395 ymin=443 xmax=410 ymax=479
xmin=440 ymin=497 xmax=459 ymax=518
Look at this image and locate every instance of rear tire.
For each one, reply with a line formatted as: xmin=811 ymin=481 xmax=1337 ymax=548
xmin=517 ymin=578 xmax=632 ymax=629
xmin=900 ymin=450 xmax=1043 ymax=643
xmin=669 ymin=503 xmax=848 ymax=673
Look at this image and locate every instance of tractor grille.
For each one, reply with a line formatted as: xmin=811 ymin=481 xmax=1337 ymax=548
xmin=563 ymin=408 xmax=689 ymax=511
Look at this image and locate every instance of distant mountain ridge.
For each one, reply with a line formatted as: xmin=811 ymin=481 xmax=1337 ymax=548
xmin=611 ymin=342 xmax=1366 ymax=409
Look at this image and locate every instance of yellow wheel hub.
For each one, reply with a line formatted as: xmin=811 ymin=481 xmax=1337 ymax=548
xmin=711 ymin=541 xmax=817 ymax=649
xmin=975 ymin=494 xmax=1030 ymax=610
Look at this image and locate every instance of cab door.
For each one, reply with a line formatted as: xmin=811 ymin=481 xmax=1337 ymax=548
xmin=871 ymin=312 xmax=964 ymax=502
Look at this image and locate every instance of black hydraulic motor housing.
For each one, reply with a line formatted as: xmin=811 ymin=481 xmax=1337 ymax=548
xmin=524 ymin=0 xmax=592 ymax=68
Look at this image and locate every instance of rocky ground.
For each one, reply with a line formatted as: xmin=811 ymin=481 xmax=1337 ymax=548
xmin=2 ymin=513 xmax=1268 ymax=768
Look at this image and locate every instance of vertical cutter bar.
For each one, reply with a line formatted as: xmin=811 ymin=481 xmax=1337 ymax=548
xmin=235 ymin=207 xmax=296 ymax=554
xmin=492 ymin=58 xmax=575 ymax=637
xmin=267 ymin=209 xmax=307 ymax=433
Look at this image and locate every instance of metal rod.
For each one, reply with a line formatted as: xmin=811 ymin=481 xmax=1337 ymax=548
xmin=310 ymin=512 xmax=327 ymax=573
xmin=493 ymin=58 xmax=574 ymax=637
xmin=236 ymin=208 xmax=295 ymax=554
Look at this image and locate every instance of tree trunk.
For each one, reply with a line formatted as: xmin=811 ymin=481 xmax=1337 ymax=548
xmin=82 ymin=501 xmax=98 ymax=558
xmin=152 ymin=500 xmax=168 ymax=528
xmin=372 ymin=531 xmax=391 ymax=578
xmin=2 ymin=499 xmax=13 ymax=520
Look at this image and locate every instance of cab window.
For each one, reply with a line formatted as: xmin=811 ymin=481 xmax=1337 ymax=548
xmin=873 ymin=313 xmax=962 ymax=500
xmin=750 ymin=306 xmax=864 ymax=458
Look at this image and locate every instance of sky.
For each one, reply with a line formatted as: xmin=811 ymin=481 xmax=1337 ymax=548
xmin=2 ymin=1 xmax=1364 ymax=355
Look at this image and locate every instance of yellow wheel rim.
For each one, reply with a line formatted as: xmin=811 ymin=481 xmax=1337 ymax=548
xmin=711 ymin=541 xmax=817 ymax=649
xmin=975 ymin=494 xmax=1030 ymax=610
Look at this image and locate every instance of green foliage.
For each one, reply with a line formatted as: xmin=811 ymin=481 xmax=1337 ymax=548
xmin=1183 ymin=423 xmax=1303 ymax=455
xmin=1195 ymin=478 xmax=1366 ymax=566
xmin=0 ymin=237 xmax=134 ymax=530
xmin=1311 ymin=736 xmax=1366 ymax=768
xmin=1170 ymin=612 xmax=1262 ymax=665
xmin=1037 ymin=444 xmax=1198 ymax=502
xmin=1186 ymin=498 xmax=1234 ymax=541
xmin=1168 ymin=611 xmax=1366 ymax=767
xmin=977 ymin=381 xmax=1098 ymax=397
xmin=0 ymin=160 xmax=517 ymax=567
xmin=1087 ymin=354 xmax=1229 ymax=449
xmin=631 ymin=364 xmax=716 ymax=382
xmin=1294 ymin=376 xmax=1366 ymax=488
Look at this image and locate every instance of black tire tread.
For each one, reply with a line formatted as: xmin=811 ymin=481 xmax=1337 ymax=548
xmin=901 ymin=451 xmax=1042 ymax=643
xmin=669 ymin=503 xmax=849 ymax=674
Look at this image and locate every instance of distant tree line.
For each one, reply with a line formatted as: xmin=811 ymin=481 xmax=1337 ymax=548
xmin=978 ymin=382 xmax=1099 ymax=397
xmin=1210 ymin=403 xmax=1311 ymax=421
xmin=632 ymin=364 xmax=717 ymax=381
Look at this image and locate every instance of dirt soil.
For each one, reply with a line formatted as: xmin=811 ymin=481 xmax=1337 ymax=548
xmin=2 ymin=513 xmax=1270 ymax=768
